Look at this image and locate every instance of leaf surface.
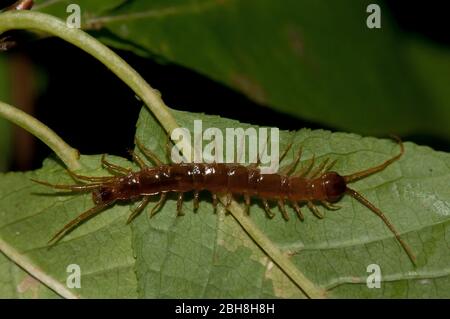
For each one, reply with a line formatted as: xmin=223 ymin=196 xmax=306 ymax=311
xmin=133 ymin=108 xmax=450 ymax=298
xmin=0 ymin=156 xmax=138 ymax=298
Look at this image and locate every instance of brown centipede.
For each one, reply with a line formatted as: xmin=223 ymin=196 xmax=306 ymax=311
xmin=32 ymin=136 xmax=416 ymax=264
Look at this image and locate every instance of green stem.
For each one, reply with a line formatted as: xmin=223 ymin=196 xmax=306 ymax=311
xmin=0 ymin=101 xmax=80 ymax=170
xmin=0 ymin=10 xmax=180 ymax=136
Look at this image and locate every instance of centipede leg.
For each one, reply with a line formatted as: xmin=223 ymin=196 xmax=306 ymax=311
xmin=291 ymin=201 xmax=304 ymax=221
xmin=343 ymin=137 xmax=404 ymax=183
xmin=308 ymin=158 xmax=330 ymax=178
xmin=212 ymin=193 xmax=218 ymax=209
xmin=262 ymin=199 xmax=275 ymax=218
xmin=278 ymin=200 xmax=290 ymax=220
xmin=321 ymin=201 xmax=341 ymax=211
xmin=193 ymin=191 xmax=200 ymax=210
xmin=294 ymin=154 xmax=316 ymax=177
xmin=48 ymin=202 xmax=113 ymax=245
xmin=135 ymin=137 xmax=164 ymax=166
xmin=226 ymin=193 xmax=233 ymax=209
xmin=101 ymin=154 xmax=130 ymax=175
xmin=127 ymin=196 xmax=151 ymax=223
xmin=280 ymin=147 xmax=302 ymax=176
xmin=307 ymin=201 xmax=324 ymax=219
xmin=177 ymin=193 xmax=184 ymax=216
xmin=244 ymin=194 xmax=251 ymax=214
xmin=149 ymin=193 xmax=167 ymax=217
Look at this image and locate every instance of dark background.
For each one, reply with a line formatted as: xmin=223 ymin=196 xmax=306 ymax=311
xmin=2 ymin=0 xmax=449 ymax=171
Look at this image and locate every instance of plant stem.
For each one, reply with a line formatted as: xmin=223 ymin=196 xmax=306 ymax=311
xmin=0 ymin=237 xmax=79 ymax=299
xmin=0 ymin=101 xmax=80 ymax=170
xmin=0 ymin=11 xmax=180 ymax=138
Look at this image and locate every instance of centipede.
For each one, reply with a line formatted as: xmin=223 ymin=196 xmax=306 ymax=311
xmin=32 ymin=136 xmax=416 ymax=264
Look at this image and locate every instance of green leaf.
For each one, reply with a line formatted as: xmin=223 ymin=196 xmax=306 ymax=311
xmin=132 ymin=107 xmax=450 ymax=298
xmin=0 ymin=252 xmax=59 ymax=298
xmin=0 ymin=107 xmax=449 ymax=298
xmin=0 ymin=156 xmax=138 ymax=298
xmin=404 ymin=37 xmax=450 ymax=126
xmin=34 ymin=0 xmax=450 ymax=140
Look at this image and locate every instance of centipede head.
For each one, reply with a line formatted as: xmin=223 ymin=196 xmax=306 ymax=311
xmin=93 ymin=186 xmax=116 ymax=205
xmin=321 ymin=172 xmax=347 ymax=202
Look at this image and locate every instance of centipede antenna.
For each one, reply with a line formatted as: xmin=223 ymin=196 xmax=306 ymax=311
xmin=48 ymin=202 xmax=112 ymax=245
xmin=31 ymin=178 xmax=102 ymax=191
xmin=66 ymin=170 xmax=116 ymax=183
xmin=346 ymin=187 xmax=416 ymax=264
xmin=344 ymin=137 xmax=404 ymax=183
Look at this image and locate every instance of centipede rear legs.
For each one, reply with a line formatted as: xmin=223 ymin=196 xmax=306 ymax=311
xmin=30 ymin=174 xmax=116 ymax=244
xmin=101 ymin=154 xmax=131 ymax=175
